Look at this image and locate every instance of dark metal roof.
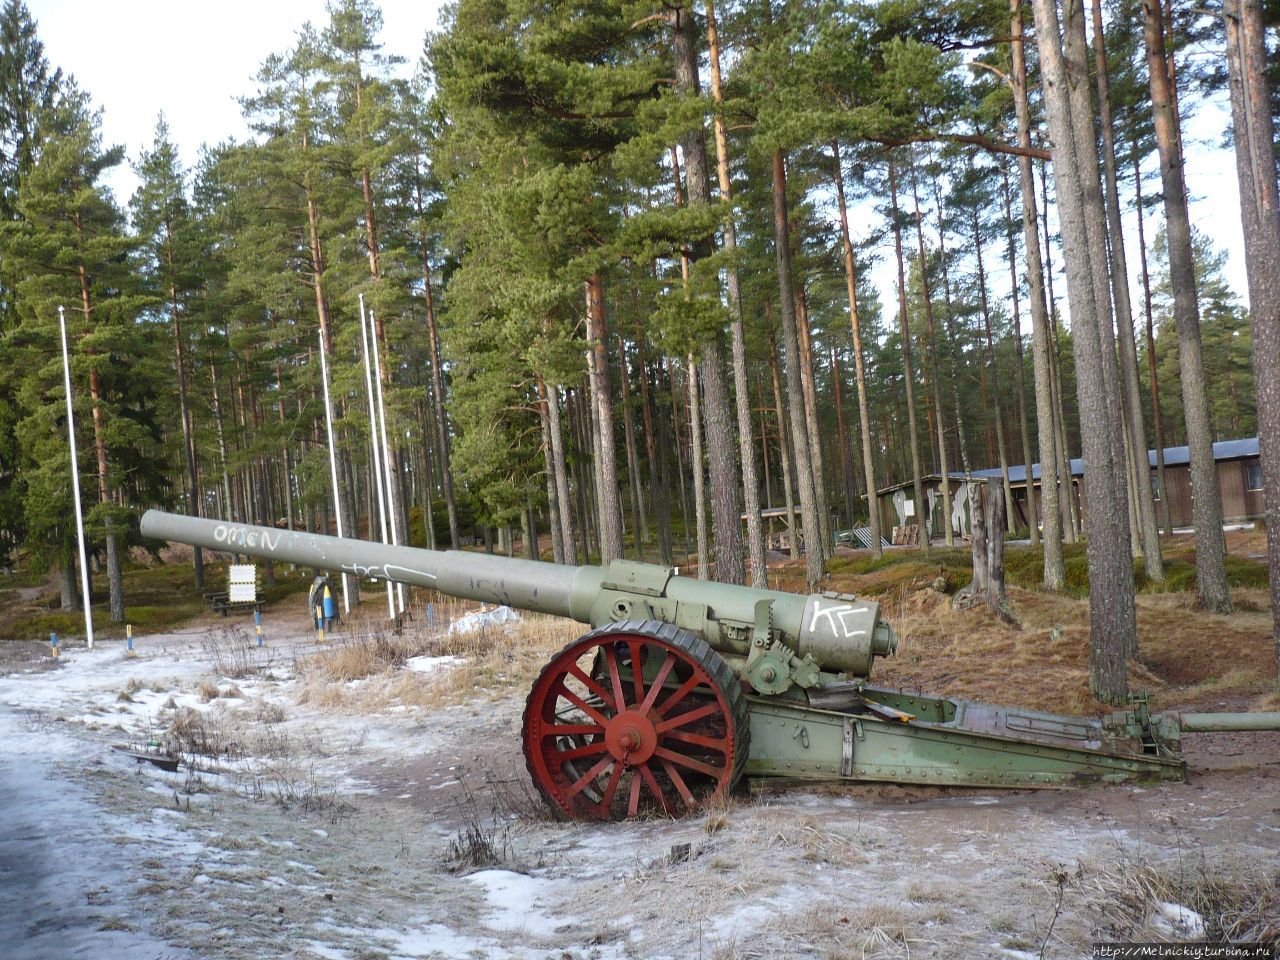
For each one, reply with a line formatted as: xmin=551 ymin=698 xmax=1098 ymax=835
xmin=1150 ymin=437 xmax=1259 ymax=467
xmin=973 ymin=437 xmax=1259 ymax=485
xmin=870 ymin=438 xmax=1258 ymax=495
xmin=970 ymin=460 xmax=1084 ymax=483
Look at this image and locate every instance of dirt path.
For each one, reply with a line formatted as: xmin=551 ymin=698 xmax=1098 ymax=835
xmin=1 ymin=609 xmax=1276 ymax=960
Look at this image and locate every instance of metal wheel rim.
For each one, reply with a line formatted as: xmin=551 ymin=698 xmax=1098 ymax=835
xmin=522 ymin=624 xmax=742 ymax=820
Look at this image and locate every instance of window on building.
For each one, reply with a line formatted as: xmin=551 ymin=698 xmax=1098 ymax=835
xmin=1149 ymin=473 xmax=1161 ymax=501
xmin=1245 ymin=462 xmax=1263 ymax=491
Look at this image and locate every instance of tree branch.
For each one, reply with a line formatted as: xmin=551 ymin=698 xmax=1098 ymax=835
xmin=871 ymin=132 xmax=1050 ymax=161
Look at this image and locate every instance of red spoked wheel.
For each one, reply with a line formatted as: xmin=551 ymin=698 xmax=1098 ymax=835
xmin=522 ymin=620 xmax=748 ymax=821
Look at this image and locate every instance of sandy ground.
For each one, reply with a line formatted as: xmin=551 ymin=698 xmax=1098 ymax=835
xmin=1 ymin=600 xmax=1277 ymax=960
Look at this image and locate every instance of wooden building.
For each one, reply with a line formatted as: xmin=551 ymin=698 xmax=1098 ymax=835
xmin=865 ymin=438 xmax=1262 ymax=544
xmin=1144 ymin=437 xmax=1263 ymax=527
xmin=987 ymin=438 xmax=1264 ymax=530
xmin=869 ymin=474 xmax=989 ymax=542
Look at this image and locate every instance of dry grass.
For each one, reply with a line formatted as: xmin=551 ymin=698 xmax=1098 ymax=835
xmin=1079 ymin=852 xmax=1280 ymax=943
xmin=295 ymin=600 xmax=572 ymax=713
xmin=858 ymin=582 xmax=1276 ymax=716
xmin=763 ymin=814 xmax=868 ymax=866
xmin=196 ymin=680 xmax=243 ymax=703
xmin=202 ymin=626 xmax=275 ymax=679
xmin=776 ymin=902 xmax=924 ymax=960
xmin=1253 ymin=691 xmax=1280 ymax=711
xmin=163 ymin=707 xmax=243 ymax=761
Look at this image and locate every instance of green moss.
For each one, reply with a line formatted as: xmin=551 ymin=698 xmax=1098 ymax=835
xmin=827 ymin=536 xmax=1262 ymax=600
xmin=6 ymin=611 xmax=87 ymax=641
xmin=0 ymin=568 xmax=49 ymax=589
xmin=0 ymin=558 xmax=309 ymax=642
xmin=258 ymin=575 xmax=311 ymax=604
xmin=1223 ymin=554 xmax=1270 ymax=589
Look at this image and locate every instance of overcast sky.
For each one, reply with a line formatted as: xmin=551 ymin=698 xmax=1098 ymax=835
xmin=30 ymin=0 xmax=1250 ymax=316
xmin=33 ymin=0 xmax=445 ymax=200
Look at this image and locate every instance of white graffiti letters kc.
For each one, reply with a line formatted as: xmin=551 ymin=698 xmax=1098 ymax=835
xmin=808 ymin=600 xmax=869 ymax=638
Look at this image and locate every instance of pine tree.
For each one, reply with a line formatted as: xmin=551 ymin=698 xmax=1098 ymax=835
xmin=1030 ymin=0 xmax=1136 ymax=702
xmin=1142 ymin=0 xmax=1232 ymax=613
xmin=0 ymin=0 xmax=60 ymax=564
xmin=1224 ymin=0 xmax=1280 ymax=662
xmin=131 ymin=116 xmax=206 ymax=588
xmin=2 ymin=83 xmax=151 ymax=623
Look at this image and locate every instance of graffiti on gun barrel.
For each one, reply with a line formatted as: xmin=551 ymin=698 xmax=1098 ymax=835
xmin=341 ymin=562 xmax=437 ymax=582
xmin=212 ymin=524 xmax=282 ymax=551
xmin=208 ymin=524 xmax=437 ymax=583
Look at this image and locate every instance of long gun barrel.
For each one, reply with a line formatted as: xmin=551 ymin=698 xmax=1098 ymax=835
xmin=140 ymin=511 xmax=898 ymax=680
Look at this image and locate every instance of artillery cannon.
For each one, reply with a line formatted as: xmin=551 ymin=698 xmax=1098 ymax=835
xmin=140 ymin=510 xmax=1280 ymax=820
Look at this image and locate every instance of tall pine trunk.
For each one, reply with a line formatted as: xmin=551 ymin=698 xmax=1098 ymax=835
xmin=1224 ymin=0 xmax=1280 ymax=658
xmin=687 ymin=357 xmax=709 ymax=580
xmin=585 ymin=274 xmax=624 ymax=562
xmin=1132 ymin=145 xmax=1173 ymax=535
xmin=970 ymin=205 xmax=1017 ymax=535
xmin=929 ymin=169 xmax=974 ymax=474
xmin=422 ymin=256 xmax=461 ymax=550
xmin=1092 ymin=0 xmax=1164 ymax=580
xmin=832 ymin=142 xmax=883 ymax=556
xmin=773 ymin=151 xmax=824 ymax=585
xmin=831 ymin=349 xmax=857 ymax=529
xmin=636 ymin=330 xmax=673 ymax=563
xmin=76 ymin=257 xmax=124 ymax=624
xmin=705 ymin=0 xmax=766 ymax=586
xmin=908 ymin=152 xmax=954 ymax=546
xmin=163 ymin=224 xmax=203 ymax=589
xmin=1030 ymin=0 xmax=1136 ymax=702
xmin=796 ymin=288 xmax=833 ymax=560
xmin=1062 ymin=0 xmax=1135 ymax=594
xmin=887 ymin=155 xmax=929 ymax=552
xmin=536 ymin=377 xmax=566 ymax=564
xmin=1039 ymin=162 xmax=1082 ymax=541
xmin=769 ymin=331 xmax=799 ymax=561
xmin=1012 ymin=0 xmax=1065 ymax=588
xmin=998 ymin=162 xmax=1040 ymax=547
xmin=618 ymin=334 xmax=647 ymax=555
xmin=1142 ymin=0 xmax=1232 ymax=612
xmin=671 ymin=3 xmax=745 ymax=585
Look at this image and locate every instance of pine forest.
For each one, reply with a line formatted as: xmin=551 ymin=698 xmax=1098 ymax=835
xmin=2 ymin=0 xmax=1279 ymax=710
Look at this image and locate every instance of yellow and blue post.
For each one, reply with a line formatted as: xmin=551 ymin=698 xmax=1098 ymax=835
xmin=50 ymin=631 xmax=58 ymax=658
xmin=126 ymin=624 xmax=135 ymax=657
xmin=254 ymin=608 xmax=264 ymax=648
xmin=322 ymin=581 xmax=337 ymax=631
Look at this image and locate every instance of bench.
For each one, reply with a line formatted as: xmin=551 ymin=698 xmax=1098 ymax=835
xmin=203 ymin=591 xmax=263 ymax=618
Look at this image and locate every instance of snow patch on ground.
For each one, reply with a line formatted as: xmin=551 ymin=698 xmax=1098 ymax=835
xmin=1152 ymin=900 xmax=1206 ymax=939
xmin=0 ymin=709 xmax=196 ymax=960
xmin=465 ymin=868 xmax=565 ymax=935
xmin=405 ymin=654 xmax=465 ymax=674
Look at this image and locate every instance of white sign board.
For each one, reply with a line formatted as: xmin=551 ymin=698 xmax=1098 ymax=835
xmin=229 ymin=564 xmax=256 ymax=603
xmin=902 ymin=499 xmax=915 ymax=517
xmin=229 ymin=582 xmax=257 ymax=603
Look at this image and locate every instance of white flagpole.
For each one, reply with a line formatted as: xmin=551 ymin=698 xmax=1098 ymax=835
xmin=358 ymin=294 xmax=395 ymax=619
xmin=58 ymin=306 xmax=95 ymax=649
xmin=317 ymin=325 xmax=350 ymax=613
xmin=369 ymin=309 xmax=405 ymax=613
